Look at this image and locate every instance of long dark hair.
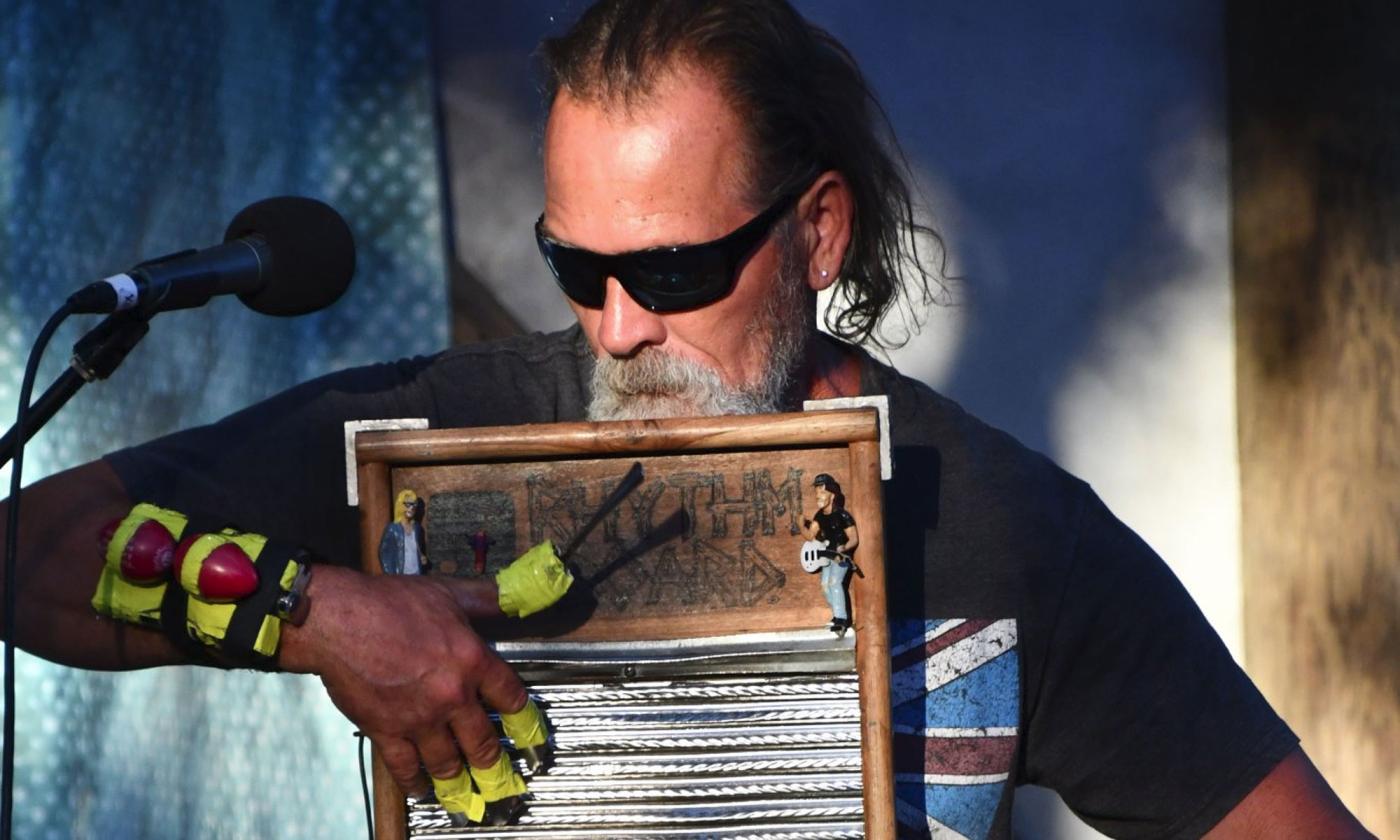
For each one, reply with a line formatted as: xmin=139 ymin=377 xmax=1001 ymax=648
xmin=540 ymin=0 xmax=946 ymax=348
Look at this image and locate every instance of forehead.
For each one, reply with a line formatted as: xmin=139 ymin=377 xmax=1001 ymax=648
xmin=542 ymin=66 xmax=754 ymax=251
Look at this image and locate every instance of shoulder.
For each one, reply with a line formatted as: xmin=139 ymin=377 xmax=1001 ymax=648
xmin=857 ymin=349 xmax=1091 ymax=562
xmin=854 ymin=353 xmax=1301 ymax=833
xmin=432 ymin=324 xmax=590 ymax=369
xmin=416 ymin=325 xmax=592 ymax=425
xmin=290 ymin=325 xmax=591 ymax=426
xmin=855 ymin=346 xmax=1097 ymax=681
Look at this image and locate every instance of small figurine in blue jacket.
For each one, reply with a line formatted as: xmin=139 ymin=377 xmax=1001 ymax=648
xmin=379 ymin=489 xmax=428 ymax=575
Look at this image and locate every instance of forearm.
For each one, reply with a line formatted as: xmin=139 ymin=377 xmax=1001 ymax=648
xmin=277 ymin=565 xmax=506 ymax=675
xmin=1 ymin=459 xmax=188 ymax=669
xmin=1205 ymin=748 xmax=1374 ymax=838
xmin=8 ymin=463 xmax=563 ymax=823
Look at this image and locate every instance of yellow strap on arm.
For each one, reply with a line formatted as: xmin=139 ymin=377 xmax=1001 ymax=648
xmin=495 ymin=540 xmax=573 ymax=618
xmin=182 ymin=531 xmax=300 ymax=663
xmin=90 ymin=504 xmax=308 ymax=668
xmin=90 ymin=503 xmax=189 ymax=626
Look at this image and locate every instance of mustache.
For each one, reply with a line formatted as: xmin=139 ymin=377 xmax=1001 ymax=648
xmin=595 ymin=348 xmax=724 ymax=396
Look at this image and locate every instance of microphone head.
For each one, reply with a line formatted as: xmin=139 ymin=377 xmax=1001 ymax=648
xmin=223 ymin=196 xmax=356 ymax=316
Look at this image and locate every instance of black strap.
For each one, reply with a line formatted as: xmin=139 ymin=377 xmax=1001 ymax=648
xmin=221 ymin=540 xmax=303 ymax=670
xmin=151 ymin=512 xmax=228 ymax=663
xmin=134 ymin=508 xmax=310 ymax=670
xmin=158 ymin=579 xmax=211 ymax=662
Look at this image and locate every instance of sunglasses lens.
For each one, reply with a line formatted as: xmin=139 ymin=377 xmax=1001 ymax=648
xmin=628 ymin=248 xmax=731 ymax=311
xmin=539 ymin=239 xmax=606 ymax=307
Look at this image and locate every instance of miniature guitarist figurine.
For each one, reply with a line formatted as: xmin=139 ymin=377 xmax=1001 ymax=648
xmin=800 ymin=473 xmax=859 ymax=636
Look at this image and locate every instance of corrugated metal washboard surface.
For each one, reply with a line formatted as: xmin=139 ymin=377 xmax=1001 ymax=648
xmin=408 ymin=629 xmax=863 ymax=840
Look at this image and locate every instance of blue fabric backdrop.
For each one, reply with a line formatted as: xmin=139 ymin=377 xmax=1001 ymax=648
xmin=0 ymin=1 xmax=449 ymax=836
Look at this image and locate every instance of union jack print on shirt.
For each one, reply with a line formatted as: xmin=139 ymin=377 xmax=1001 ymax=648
xmin=890 ymin=618 xmax=1019 ymax=840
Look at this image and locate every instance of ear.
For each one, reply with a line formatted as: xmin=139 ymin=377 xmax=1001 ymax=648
xmin=796 ymin=170 xmax=854 ymax=292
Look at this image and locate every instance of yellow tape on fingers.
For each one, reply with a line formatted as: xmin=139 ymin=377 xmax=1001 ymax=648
xmin=500 ymin=698 xmax=548 ymax=749
xmin=496 ymin=540 xmax=573 ymax=618
xmin=469 ymin=752 xmax=527 ymax=801
xmin=431 ymin=767 xmax=486 ymax=824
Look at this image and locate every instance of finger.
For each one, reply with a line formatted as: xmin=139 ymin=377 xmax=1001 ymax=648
xmin=431 ymin=766 xmax=484 ymax=827
xmin=376 ymin=735 xmax=431 ymax=798
xmin=500 ymin=697 xmax=552 ymax=772
xmin=449 ymin=702 xmax=502 ymax=770
xmin=495 ymin=542 xmax=575 ymax=618
xmin=454 ymin=704 xmax=529 ymax=827
xmin=500 ymin=697 xmax=548 ymax=748
xmin=470 ymin=752 xmax=529 ymax=825
xmin=473 ymin=644 xmax=531 ymax=717
xmin=415 ymin=725 xmax=466 ymax=783
xmin=473 ymin=650 xmax=557 ymax=772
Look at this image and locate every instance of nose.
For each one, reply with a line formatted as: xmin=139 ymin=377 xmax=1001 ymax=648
xmin=597 ymin=276 xmax=666 ymax=357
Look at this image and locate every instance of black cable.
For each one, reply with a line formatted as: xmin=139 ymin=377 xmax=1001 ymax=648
xmin=356 ymin=731 xmax=373 ymax=840
xmin=3 ymin=303 xmax=74 ymax=840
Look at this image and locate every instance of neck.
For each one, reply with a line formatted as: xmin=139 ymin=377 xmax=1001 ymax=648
xmin=801 ymin=335 xmax=862 ymax=402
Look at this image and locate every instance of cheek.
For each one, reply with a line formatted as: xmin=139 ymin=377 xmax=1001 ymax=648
xmin=564 ymin=241 xmax=785 ymax=384
xmin=568 ymin=302 xmax=604 ymax=352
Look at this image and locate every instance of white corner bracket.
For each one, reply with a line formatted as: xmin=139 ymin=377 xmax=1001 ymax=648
xmin=801 ymin=395 xmax=892 ymax=481
xmin=343 ymin=418 xmax=430 ymax=506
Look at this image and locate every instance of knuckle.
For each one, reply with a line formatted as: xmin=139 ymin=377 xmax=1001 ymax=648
xmin=449 ymin=634 xmax=487 ymax=672
xmin=422 ymin=754 xmax=463 ymax=781
xmin=498 ymin=682 xmax=529 ymax=714
xmin=422 ymin=672 xmax=469 ymax=711
xmin=459 ymin=728 xmax=501 ymax=768
xmin=377 ymin=740 xmax=426 ymax=792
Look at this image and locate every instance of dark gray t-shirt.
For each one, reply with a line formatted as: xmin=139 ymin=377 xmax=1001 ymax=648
xmin=106 ymin=326 xmax=1297 ymax=839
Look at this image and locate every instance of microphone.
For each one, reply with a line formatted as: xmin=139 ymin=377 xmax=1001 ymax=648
xmin=68 ymin=196 xmax=355 ymax=317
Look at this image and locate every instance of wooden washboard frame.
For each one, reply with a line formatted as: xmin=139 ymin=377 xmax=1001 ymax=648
xmin=354 ymin=408 xmax=892 ymax=839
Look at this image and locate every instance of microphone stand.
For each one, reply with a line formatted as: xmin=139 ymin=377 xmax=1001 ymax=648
xmin=0 ymin=311 xmax=151 ymax=470
xmin=3 ymin=307 xmax=152 ymax=840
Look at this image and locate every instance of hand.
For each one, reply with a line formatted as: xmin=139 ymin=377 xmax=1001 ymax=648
xmin=278 ymin=565 xmax=519 ymax=797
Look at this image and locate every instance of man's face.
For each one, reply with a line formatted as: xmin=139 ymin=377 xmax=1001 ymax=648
xmin=541 ymin=66 xmax=809 ymax=419
xmin=815 ymin=485 xmax=834 ymax=511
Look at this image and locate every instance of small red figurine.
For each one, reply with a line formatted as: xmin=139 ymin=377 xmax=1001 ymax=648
xmin=468 ymin=530 xmax=494 ymax=576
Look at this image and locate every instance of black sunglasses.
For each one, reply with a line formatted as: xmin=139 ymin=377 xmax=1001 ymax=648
xmin=535 ymin=189 xmax=800 ymax=313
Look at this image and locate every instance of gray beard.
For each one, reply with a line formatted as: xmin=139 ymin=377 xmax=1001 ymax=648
xmin=588 ymin=229 xmax=810 ymax=421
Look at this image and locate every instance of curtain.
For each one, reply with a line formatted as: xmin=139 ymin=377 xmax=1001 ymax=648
xmin=0 ymin=1 xmax=449 ymax=836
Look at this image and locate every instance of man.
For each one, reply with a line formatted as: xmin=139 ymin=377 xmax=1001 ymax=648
xmin=0 ymin=0 xmax=1372 ymax=837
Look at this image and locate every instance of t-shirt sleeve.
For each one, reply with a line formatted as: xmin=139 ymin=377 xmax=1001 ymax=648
xmin=1022 ymin=492 xmax=1298 ymax=838
xmin=103 ymin=357 xmax=437 ymax=569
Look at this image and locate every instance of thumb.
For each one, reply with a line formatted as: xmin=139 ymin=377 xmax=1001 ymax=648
xmin=437 ymin=577 xmax=505 ymax=620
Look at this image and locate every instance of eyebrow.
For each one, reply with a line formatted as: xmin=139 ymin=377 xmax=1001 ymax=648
xmin=537 ymin=214 xmax=717 ymax=255
xmin=535 ymin=214 xmax=568 ymax=244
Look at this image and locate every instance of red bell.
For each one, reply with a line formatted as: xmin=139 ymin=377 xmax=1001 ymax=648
xmin=195 ymin=542 xmax=259 ymax=602
xmin=99 ymin=518 xmax=175 ymax=584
